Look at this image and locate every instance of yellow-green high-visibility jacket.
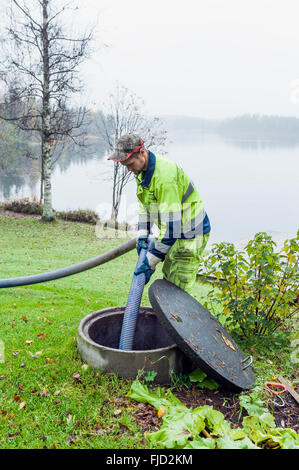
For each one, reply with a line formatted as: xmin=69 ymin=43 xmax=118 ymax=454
xmin=134 ymin=151 xmax=211 ymax=261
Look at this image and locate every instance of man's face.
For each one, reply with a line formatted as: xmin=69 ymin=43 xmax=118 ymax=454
xmin=120 ymin=149 xmax=147 ymax=174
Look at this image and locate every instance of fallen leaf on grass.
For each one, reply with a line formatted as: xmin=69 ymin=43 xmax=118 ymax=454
xmin=30 ymin=351 xmax=43 ymax=358
xmin=37 ymin=333 xmax=46 ymax=339
xmin=19 ymin=401 xmax=26 ymax=410
xmin=66 ymin=414 xmax=72 ymax=425
xmin=25 ymin=340 xmax=33 ymax=345
xmin=22 ymin=316 xmax=28 ymax=323
xmin=114 ymin=409 xmax=122 ymax=416
xmin=7 ymin=433 xmax=20 ymax=439
xmin=13 ymin=394 xmax=21 ymax=402
xmin=54 ymin=391 xmax=60 ymax=396
xmin=40 ymin=388 xmax=47 ymax=396
xmin=72 ymin=372 xmax=81 ymax=380
xmin=1 ymin=409 xmax=8 ymax=416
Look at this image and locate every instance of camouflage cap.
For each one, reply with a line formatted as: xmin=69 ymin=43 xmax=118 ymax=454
xmin=107 ymin=134 xmax=144 ymax=162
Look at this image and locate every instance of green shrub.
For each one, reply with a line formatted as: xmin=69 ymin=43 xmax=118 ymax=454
xmin=1 ymin=198 xmax=43 ymax=215
xmin=55 ymin=209 xmax=99 ymax=224
xmin=1 ymin=199 xmax=99 ymax=224
xmin=199 ymin=231 xmax=299 ymax=337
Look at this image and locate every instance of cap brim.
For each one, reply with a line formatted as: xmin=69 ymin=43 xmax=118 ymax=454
xmin=107 ymin=151 xmax=130 ymax=162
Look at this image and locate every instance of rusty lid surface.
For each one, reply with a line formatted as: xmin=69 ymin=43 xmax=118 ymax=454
xmin=148 ymin=279 xmax=254 ymax=392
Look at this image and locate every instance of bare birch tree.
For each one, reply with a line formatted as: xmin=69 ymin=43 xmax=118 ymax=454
xmin=0 ymin=0 xmax=94 ymax=220
xmin=96 ymin=84 xmax=167 ymax=222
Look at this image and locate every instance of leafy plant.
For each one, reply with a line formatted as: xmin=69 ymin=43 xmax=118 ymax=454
xmin=239 ymin=387 xmax=269 ymax=418
xmin=127 ymin=379 xmax=299 ymax=449
xmin=199 ymin=232 xmax=299 ymax=337
xmin=169 ymin=371 xmax=192 ymax=389
xmin=144 ymin=371 xmax=158 ymax=383
xmin=189 ymin=369 xmax=219 ymax=390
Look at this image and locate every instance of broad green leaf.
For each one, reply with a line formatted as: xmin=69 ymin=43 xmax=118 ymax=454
xmin=195 ymin=405 xmax=231 ymax=436
xmin=199 ymin=378 xmax=219 ymax=390
xmin=127 ymin=380 xmax=184 ymax=410
xmin=271 ymin=429 xmax=299 ymax=449
xmin=258 ymin=427 xmax=299 ymax=449
xmin=242 ymin=414 xmax=276 ymax=444
xmin=184 ymin=436 xmax=216 ymax=449
xmin=147 ymin=407 xmax=205 ymax=449
xmin=258 ymin=412 xmax=276 ymax=428
xmin=189 ymin=369 xmax=207 ymax=383
xmin=217 ymin=435 xmax=259 ymax=449
xmin=189 ymin=369 xmax=219 ymax=390
xmin=239 ymin=393 xmax=268 ymax=417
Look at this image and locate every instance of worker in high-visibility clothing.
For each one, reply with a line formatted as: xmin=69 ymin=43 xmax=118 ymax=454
xmin=108 ymin=134 xmax=211 ymax=294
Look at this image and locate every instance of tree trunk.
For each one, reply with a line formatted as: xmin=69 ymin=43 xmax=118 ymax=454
xmin=41 ymin=0 xmax=54 ymax=221
xmin=40 ymin=155 xmax=44 ymax=204
xmin=111 ymin=161 xmax=119 ymax=221
xmin=42 ymin=135 xmax=53 ymax=220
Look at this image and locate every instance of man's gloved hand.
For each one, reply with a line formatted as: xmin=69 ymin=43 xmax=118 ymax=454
xmin=134 ymin=251 xmax=162 ymax=285
xmin=136 ymin=235 xmax=149 ymax=255
xmin=134 ymin=256 xmax=154 ymax=284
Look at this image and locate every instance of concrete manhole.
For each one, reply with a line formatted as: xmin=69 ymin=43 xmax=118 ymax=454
xmin=77 ymin=306 xmax=191 ymax=383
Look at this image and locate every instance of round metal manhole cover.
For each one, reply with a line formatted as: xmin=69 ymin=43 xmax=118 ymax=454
xmin=148 ymin=279 xmax=254 ymax=392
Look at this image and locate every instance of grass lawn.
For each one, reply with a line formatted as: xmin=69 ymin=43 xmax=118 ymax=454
xmin=0 ymin=215 xmax=298 ymax=449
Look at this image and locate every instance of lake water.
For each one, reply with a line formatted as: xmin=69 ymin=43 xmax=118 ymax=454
xmin=1 ymin=131 xmax=298 ymax=245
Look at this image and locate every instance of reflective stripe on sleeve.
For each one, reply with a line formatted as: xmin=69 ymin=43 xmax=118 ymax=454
xmin=181 ymin=181 xmax=194 ymax=204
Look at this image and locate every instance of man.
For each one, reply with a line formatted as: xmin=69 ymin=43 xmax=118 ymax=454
xmin=108 ymin=134 xmax=210 ymax=294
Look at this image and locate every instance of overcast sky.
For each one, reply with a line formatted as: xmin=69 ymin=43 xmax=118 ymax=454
xmin=76 ymin=0 xmax=299 ymax=119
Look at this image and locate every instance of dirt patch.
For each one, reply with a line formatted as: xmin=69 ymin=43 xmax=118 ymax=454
xmin=131 ymin=385 xmax=299 ymax=434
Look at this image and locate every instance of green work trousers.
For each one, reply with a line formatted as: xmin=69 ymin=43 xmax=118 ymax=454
xmin=162 ymin=233 xmax=210 ymax=294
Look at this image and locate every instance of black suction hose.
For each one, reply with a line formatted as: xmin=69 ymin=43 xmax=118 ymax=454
xmin=0 ymin=238 xmax=136 ymax=289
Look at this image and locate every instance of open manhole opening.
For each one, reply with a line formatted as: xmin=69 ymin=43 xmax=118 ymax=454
xmin=88 ymin=308 xmax=175 ymax=350
xmin=77 ymin=306 xmax=192 ymax=383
